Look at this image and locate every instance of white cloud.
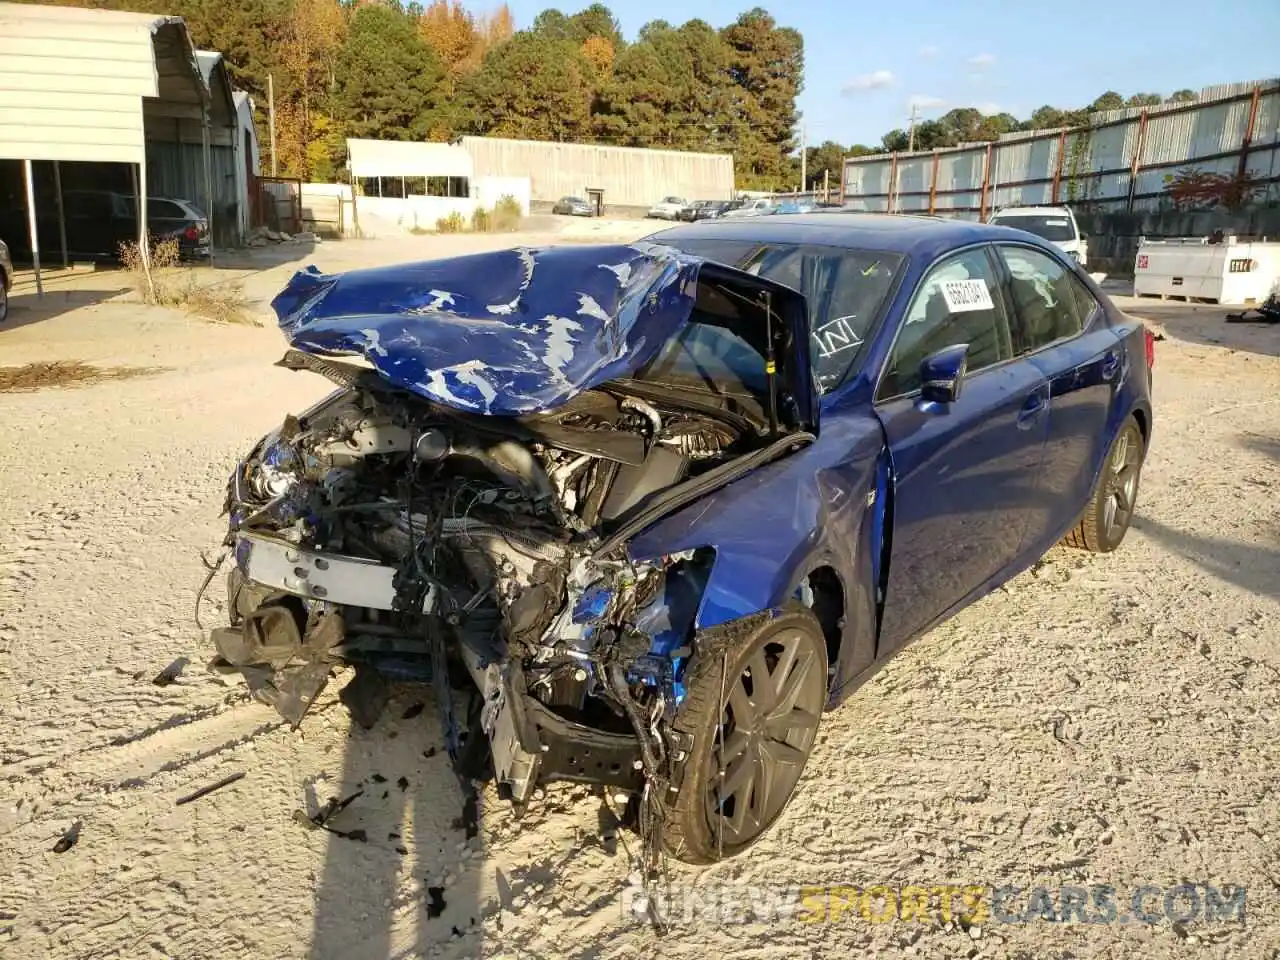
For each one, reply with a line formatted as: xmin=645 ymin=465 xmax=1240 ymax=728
xmin=918 ymin=44 xmax=939 ymax=59
xmin=842 ymin=69 xmax=895 ymax=94
xmin=907 ymin=94 xmax=946 ymax=112
xmin=975 ymin=102 xmax=1004 ymax=116
xmin=968 ymin=52 xmax=996 ymax=68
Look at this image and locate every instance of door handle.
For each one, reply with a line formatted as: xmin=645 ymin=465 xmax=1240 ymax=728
xmin=1101 ymin=352 xmax=1120 ymax=380
xmin=1017 ymin=390 xmax=1048 ymax=430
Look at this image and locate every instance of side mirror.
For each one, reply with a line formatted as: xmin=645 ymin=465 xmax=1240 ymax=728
xmin=919 ymin=343 xmax=969 ymax=404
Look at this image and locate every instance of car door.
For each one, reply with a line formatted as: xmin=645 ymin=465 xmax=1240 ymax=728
xmin=994 ymin=244 xmax=1121 ymax=550
xmin=874 ymin=246 xmax=1052 ymax=650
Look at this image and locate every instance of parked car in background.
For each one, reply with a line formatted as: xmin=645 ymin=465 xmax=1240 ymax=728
xmin=0 ymin=234 xmax=12 ymax=323
xmin=776 ymin=199 xmax=815 ymax=214
xmin=552 ymin=196 xmax=594 ymax=217
xmin=211 ymin=212 xmax=1152 ymax=867
xmin=988 ymin=205 xmax=1088 ymax=267
xmin=721 ymin=197 xmax=776 ymax=218
xmin=0 ymin=190 xmax=210 ymax=263
xmin=677 ymin=200 xmax=712 ymax=222
xmin=689 ymin=200 xmax=739 ymax=221
xmin=646 ymin=196 xmax=688 ymax=220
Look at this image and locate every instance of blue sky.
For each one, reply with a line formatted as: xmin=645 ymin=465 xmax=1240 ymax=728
xmin=500 ymin=0 xmax=1280 ymax=147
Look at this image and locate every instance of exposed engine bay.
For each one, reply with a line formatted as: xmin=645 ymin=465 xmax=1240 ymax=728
xmin=205 ymin=240 xmax=821 ymax=861
xmin=211 ymin=349 xmax=776 ymax=806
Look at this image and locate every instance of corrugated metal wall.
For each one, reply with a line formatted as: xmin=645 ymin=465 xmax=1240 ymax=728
xmin=0 ymin=3 xmax=158 ymax=164
xmin=843 ymin=79 xmax=1280 ymax=217
xmin=147 ymin=141 xmax=239 ymax=246
xmin=461 ymin=136 xmax=735 ymax=207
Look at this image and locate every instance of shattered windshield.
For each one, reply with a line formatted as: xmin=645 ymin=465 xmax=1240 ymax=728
xmin=655 ymin=238 xmax=904 ymax=391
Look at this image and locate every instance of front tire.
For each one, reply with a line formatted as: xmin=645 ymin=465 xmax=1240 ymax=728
xmin=1062 ymin=416 xmax=1145 ymax=553
xmin=661 ymin=606 xmax=827 ymax=864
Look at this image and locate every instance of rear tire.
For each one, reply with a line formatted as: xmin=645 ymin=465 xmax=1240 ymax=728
xmin=1062 ymin=417 xmax=1145 ymax=553
xmin=661 ymin=605 xmax=826 ymax=865
xmin=0 ymin=277 xmax=8 ymax=324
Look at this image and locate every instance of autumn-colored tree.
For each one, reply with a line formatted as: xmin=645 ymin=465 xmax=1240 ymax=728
xmin=581 ymin=35 xmax=614 ymax=77
xmin=277 ymin=0 xmax=346 ymax=176
xmin=478 ymin=3 xmax=514 ymax=47
xmin=1165 ymin=167 xmax=1265 ymax=211
xmin=419 ymin=0 xmax=479 ymax=71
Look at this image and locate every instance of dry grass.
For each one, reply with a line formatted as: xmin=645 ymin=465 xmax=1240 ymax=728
xmin=118 ymin=239 xmax=257 ymax=325
xmin=435 ymin=211 xmax=466 ymax=233
xmin=492 ymin=194 xmax=522 ymax=231
xmin=0 ymin=361 xmax=165 ymax=393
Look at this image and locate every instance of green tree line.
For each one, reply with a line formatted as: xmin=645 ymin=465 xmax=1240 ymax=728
xmin=32 ymin=0 xmax=804 ymax=190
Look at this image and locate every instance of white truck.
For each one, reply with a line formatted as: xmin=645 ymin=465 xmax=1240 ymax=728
xmin=989 ymin=205 xmax=1089 ymax=267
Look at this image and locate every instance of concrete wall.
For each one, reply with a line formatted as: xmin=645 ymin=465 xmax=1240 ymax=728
xmin=462 ymin=136 xmax=734 ymax=209
xmin=295 ymin=176 xmax=531 ymax=237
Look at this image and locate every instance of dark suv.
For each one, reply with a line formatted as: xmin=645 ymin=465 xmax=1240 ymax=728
xmin=2 ymin=191 xmax=210 ymax=263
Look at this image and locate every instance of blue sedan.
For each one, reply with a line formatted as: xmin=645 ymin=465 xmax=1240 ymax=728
xmin=212 ymin=214 xmax=1153 ymax=865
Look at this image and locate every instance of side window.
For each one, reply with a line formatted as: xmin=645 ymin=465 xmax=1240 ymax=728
xmin=998 ymin=246 xmax=1087 ymax=354
xmin=147 ymin=200 xmax=184 ymax=219
xmin=1069 ymin=273 xmax=1100 ymax=323
xmin=879 ymin=248 xmax=1009 ymax=399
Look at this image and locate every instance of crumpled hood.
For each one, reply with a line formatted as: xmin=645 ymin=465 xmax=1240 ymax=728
xmin=271 ymin=242 xmax=704 ymax=416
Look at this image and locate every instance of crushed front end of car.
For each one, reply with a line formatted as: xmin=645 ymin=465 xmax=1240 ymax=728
xmin=205 ymin=242 xmax=817 ymax=852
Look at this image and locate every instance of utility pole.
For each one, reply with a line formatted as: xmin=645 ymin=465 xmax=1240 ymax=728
xmin=799 ymin=123 xmax=807 ymax=194
xmin=268 ymin=73 xmax=278 ymax=177
xmin=823 ymin=168 xmax=830 ymax=204
xmin=907 ymin=103 xmax=921 ymax=153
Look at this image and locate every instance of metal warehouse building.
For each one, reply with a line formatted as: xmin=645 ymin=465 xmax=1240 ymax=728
xmin=0 ymin=2 xmax=253 ymax=284
xmin=459 ymin=136 xmax=735 ymax=214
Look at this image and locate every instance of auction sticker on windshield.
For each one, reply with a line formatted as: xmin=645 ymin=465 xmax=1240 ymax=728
xmin=941 ymin=279 xmax=994 ymax=313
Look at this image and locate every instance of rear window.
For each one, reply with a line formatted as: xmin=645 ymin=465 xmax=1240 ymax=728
xmin=147 ymin=200 xmax=186 ymax=219
xmin=655 ymin=237 xmax=904 ymax=391
xmin=993 ymin=214 xmax=1077 ymax=243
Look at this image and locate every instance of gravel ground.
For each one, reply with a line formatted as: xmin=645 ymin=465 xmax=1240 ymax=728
xmin=1 ymin=233 xmax=1278 ymax=959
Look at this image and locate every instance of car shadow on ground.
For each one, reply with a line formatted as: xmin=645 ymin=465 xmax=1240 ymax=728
xmin=1237 ymin=430 xmax=1280 ymax=466
xmin=1118 ymin=297 xmax=1280 ymax=358
xmin=308 ymin=679 xmax=630 ymax=959
xmin=307 ymin=684 xmax=487 ymax=960
xmin=1131 ymin=514 xmax=1280 ymax=602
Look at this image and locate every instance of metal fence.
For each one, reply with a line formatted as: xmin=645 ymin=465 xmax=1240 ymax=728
xmin=842 ymin=79 xmax=1280 ymax=218
xmin=257 ymin=176 xmax=303 ymax=233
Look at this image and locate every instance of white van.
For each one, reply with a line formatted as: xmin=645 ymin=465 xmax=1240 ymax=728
xmin=989 ymin=205 xmax=1089 ymax=267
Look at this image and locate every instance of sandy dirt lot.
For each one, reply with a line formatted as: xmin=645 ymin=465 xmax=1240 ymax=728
xmin=1 ymin=229 xmax=1278 ymax=960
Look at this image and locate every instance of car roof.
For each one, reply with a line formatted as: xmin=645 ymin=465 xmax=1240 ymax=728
xmin=651 ymin=212 xmax=1033 ymax=256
